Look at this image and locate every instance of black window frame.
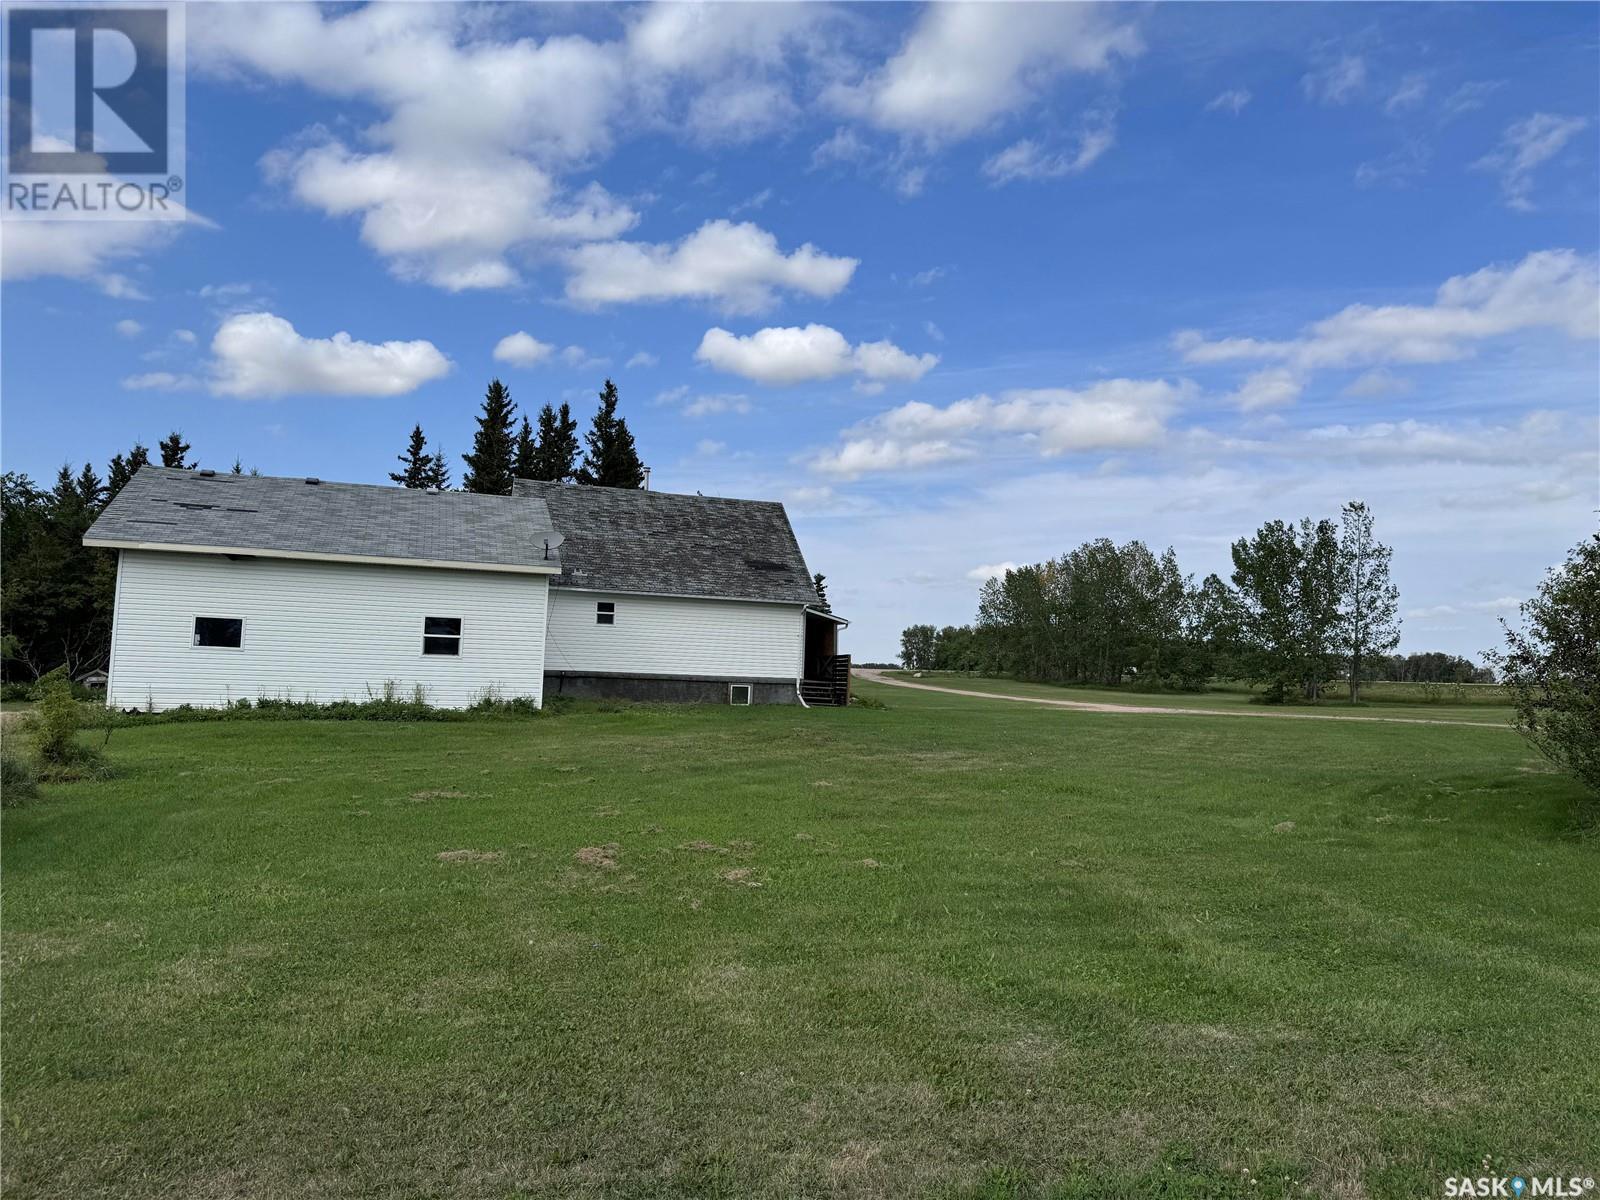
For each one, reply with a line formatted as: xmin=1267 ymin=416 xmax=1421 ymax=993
xmin=193 ymin=616 xmax=244 ymax=650
xmin=422 ymin=616 xmax=462 ymax=657
xmin=596 ymin=601 xmax=615 ymax=626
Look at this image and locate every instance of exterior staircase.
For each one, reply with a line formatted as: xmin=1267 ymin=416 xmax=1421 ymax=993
xmin=800 ymin=655 xmax=851 ymax=707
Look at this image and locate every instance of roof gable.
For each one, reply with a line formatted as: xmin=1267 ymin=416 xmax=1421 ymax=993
xmin=512 ymin=479 xmax=818 ymax=604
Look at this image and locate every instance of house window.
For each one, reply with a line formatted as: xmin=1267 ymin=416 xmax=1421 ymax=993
xmin=193 ymin=616 xmax=243 ymax=649
xmin=423 ymin=616 xmax=462 ymax=656
xmin=596 ymin=602 xmax=615 ymax=626
xmin=729 ymin=683 xmax=752 ymax=706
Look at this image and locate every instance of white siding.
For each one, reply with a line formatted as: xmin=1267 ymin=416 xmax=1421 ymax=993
xmin=544 ymin=589 xmax=803 ymax=680
xmin=108 ymin=551 xmax=550 ymax=710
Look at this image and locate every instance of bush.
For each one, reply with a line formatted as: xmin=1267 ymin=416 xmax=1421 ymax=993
xmin=33 ymin=672 xmax=82 ymax=765
xmin=1490 ymin=532 xmax=1600 ymax=820
xmin=1 ymin=749 xmax=38 ymax=805
xmin=105 ymin=687 xmax=553 ymax=726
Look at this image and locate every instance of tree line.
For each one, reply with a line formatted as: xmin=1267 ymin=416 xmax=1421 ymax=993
xmin=394 ymin=378 xmax=644 ymax=494
xmin=902 ymin=501 xmax=1407 ymax=702
xmin=2 ymin=379 xmax=650 ymax=683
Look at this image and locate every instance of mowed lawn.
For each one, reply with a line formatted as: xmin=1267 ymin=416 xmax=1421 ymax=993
xmin=3 ymin=682 xmax=1596 ymax=1199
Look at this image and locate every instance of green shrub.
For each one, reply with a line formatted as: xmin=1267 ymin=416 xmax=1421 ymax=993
xmin=33 ymin=672 xmax=81 ymax=765
xmin=1 ymin=749 xmax=38 ymax=805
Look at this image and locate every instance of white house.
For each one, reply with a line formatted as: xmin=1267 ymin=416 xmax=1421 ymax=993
xmin=82 ymin=467 xmax=847 ymax=710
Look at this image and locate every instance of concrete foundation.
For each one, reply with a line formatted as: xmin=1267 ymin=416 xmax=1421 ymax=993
xmin=543 ymin=672 xmax=799 ymax=705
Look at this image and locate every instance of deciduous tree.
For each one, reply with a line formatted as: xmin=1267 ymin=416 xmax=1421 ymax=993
xmin=1336 ymin=501 xmax=1401 ymax=703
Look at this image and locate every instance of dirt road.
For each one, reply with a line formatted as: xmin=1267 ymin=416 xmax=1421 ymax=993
xmin=852 ymin=670 xmax=1514 ymax=730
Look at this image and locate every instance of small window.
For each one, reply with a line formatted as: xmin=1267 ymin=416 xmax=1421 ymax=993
xmin=596 ymin=602 xmax=615 ymax=626
xmin=194 ymin=616 xmax=243 ymax=649
xmin=729 ymin=683 xmax=752 ymax=706
xmin=423 ymin=616 xmax=461 ymax=656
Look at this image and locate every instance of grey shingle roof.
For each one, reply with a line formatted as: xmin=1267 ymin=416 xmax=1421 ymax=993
xmin=85 ymin=467 xmax=560 ymax=573
xmin=511 ymin=479 xmax=820 ymax=604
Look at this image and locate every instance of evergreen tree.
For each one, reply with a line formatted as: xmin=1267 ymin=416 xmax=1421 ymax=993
xmin=513 ymin=416 xmax=536 ymax=479
xmin=576 ymin=380 xmax=645 ymax=488
xmin=528 ymin=402 xmax=580 ymax=482
xmin=231 ymin=458 xmax=244 ymax=475
xmin=105 ymin=443 xmax=149 ymax=499
xmin=74 ymin=463 xmax=105 ymax=511
xmin=423 ymin=446 xmax=451 ymax=490
xmin=813 ymin=573 xmax=830 ymax=612
xmin=159 ymin=431 xmax=191 ymax=469
xmin=391 ymin=424 xmax=445 ymax=489
xmin=1336 ymin=501 xmax=1400 ymax=703
xmin=462 ymin=379 xmax=517 ymax=495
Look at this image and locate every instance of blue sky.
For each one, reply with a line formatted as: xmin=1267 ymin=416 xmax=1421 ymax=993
xmin=3 ymin=1 xmax=1597 ymax=662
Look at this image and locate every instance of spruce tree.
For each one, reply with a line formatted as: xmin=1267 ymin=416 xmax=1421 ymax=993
xmin=391 ymin=424 xmax=440 ymax=488
xmin=576 ymin=380 xmax=645 ymax=489
xmin=423 ymin=446 xmax=451 ymax=490
xmin=528 ymin=402 xmax=580 ymax=482
xmin=462 ymin=379 xmax=517 ymax=495
xmin=74 ymin=463 xmax=105 ymax=511
xmin=105 ymin=443 xmax=149 ymax=499
xmin=158 ymin=431 xmax=190 ymax=469
xmin=513 ymin=416 xmax=537 ymax=480
xmin=813 ymin=573 xmax=831 ymax=612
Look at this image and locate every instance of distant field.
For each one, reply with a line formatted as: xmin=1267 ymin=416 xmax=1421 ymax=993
xmin=4 ymin=682 xmax=1594 ymax=1199
xmin=880 ymin=671 xmax=1514 ymax=725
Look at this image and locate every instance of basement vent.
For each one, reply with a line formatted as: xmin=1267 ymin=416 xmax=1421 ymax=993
xmin=729 ymin=683 xmax=752 ymax=706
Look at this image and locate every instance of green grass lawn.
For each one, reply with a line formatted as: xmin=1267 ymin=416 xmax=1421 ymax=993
xmin=877 ymin=671 xmax=1513 ymax=726
xmin=3 ymin=683 xmax=1595 ymax=1199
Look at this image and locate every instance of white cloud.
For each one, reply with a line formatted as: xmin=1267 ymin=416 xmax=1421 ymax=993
xmin=209 ymin=312 xmax=452 ymax=399
xmin=1354 ymin=141 xmax=1429 ymax=189
xmin=1473 ymin=113 xmax=1590 ymax=211
xmin=966 ymin=562 xmax=1018 ymax=581
xmin=0 ymin=220 xmax=184 ymax=287
xmin=1229 ymin=368 xmax=1303 ymax=412
xmin=811 ymin=127 xmax=871 ymax=169
xmin=565 ymin=219 xmax=857 ymax=314
xmin=173 ymin=328 xmax=198 ymax=345
xmin=98 ymin=273 xmax=150 ymax=301
xmin=1342 ymin=369 xmax=1413 ymax=398
xmin=1175 ymin=249 xmax=1599 ymax=371
xmin=683 ymin=394 xmax=752 ymax=419
xmin=1301 ymin=54 xmax=1366 ymax=105
xmin=264 ymin=139 xmax=638 ymax=291
xmin=814 ymin=378 xmax=1191 ymax=477
xmin=1206 ymin=89 xmax=1251 ymax=115
xmin=830 ymin=2 xmax=1141 ymax=142
xmin=115 ymin=319 xmax=144 ymax=338
xmin=626 ymin=351 xmax=659 ymax=369
xmin=1384 ymin=73 xmax=1429 ymax=114
xmin=493 ymin=331 xmax=556 ymax=368
xmin=982 ymin=111 xmax=1116 ymax=184
xmin=121 ymin=371 xmax=200 ymax=392
xmin=696 ymin=324 xmax=938 ymax=387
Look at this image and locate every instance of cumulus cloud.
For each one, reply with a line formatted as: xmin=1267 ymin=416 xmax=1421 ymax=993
xmin=1473 ymin=113 xmax=1590 ymax=211
xmin=209 ymin=312 xmax=452 ymax=398
xmin=0 ymin=220 xmax=186 ymax=288
xmin=192 ymin=2 xmax=837 ymax=290
xmin=696 ymin=324 xmax=938 ymax=388
xmin=1174 ymin=249 xmax=1599 ymax=371
xmin=566 ymin=220 xmax=857 ymax=314
xmin=813 ymin=378 xmax=1192 ymax=477
xmin=493 ymin=331 xmax=556 ymax=367
xmin=830 ymin=2 xmax=1141 ymax=142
